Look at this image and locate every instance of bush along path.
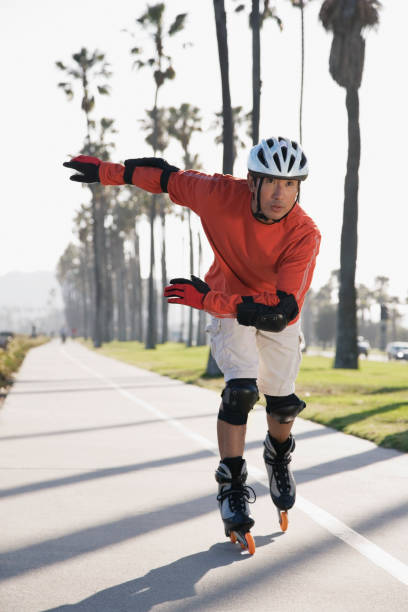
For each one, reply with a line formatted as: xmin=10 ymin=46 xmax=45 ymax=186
xmin=0 ymin=335 xmax=49 ymax=404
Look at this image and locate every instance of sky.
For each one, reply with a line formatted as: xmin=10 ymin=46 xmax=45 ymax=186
xmin=1 ymin=0 xmax=407 ymax=305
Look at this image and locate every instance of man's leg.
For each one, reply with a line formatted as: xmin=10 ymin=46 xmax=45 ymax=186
xmin=206 ymin=317 xmax=259 ymax=538
xmin=256 ymin=322 xmax=305 ymax=528
xmin=217 ymin=417 xmax=246 ymax=458
xmin=266 ymin=416 xmax=294 ymax=444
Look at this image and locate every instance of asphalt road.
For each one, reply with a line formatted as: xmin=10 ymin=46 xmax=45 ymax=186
xmin=0 ymin=340 xmax=407 ymax=611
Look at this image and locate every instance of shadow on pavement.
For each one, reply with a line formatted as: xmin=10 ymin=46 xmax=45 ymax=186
xmin=0 ymin=449 xmax=215 ymax=499
xmin=40 ymin=498 xmax=408 ymax=612
xmin=0 ymin=412 xmax=217 ymax=442
xmin=42 ymin=537 xmax=281 ymax=612
xmin=0 ymin=487 xmax=268 ymax=582
xmin=2 ymin=474 xmax=407 ymax=587
xmin=0 ymin=439 xmax=399 ymax=501
xmin=294 ymin=426 xmax=338 ymax=441
xmin=8 ymin=381 xmax=186 ymax=396
xmin=295 ymin=445 xmax=401 ymax=485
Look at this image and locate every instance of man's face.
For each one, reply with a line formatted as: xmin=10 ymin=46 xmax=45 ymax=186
xmin=247 ymin=174 xmax=299 ymax=223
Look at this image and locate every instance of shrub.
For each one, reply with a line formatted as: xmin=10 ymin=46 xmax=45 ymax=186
xmin=0 ymin=335 xmax=48 ymax=387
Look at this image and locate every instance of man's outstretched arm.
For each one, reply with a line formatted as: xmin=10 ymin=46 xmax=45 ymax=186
xmin=63 ymin=155 xmax=179 ymax=194
xmin=63 ymin=154 xmax=244 ymax=215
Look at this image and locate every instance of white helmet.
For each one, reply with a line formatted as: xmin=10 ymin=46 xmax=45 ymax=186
xmin=248 ymin=137 xmax=308 ymax=181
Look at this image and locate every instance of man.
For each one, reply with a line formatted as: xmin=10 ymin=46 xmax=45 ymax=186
xmin=64 ymin=136 xmax=320 ymax=553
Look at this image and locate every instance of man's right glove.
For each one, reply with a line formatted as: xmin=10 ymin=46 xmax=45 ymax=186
xmin=63 ymin=155 xmax=102 ymax=183
xmin=164 ymin=275 xmax=211 ymax=310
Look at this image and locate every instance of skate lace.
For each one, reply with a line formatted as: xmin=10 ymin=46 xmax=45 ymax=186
xmin=265 ymin=454 xmax=292 ymax=494
xmin=217 ymin=484 xmax=256 ymax=513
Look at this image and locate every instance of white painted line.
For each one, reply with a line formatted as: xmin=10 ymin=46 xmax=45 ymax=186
xmin=62 ymin=346 xmax=408 ymax=587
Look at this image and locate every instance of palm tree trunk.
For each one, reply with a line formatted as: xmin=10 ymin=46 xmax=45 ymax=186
xmin=250 ymin=0 xmax=261 ymax=145
xmin=116 ymin=235 xmax=127 ymax=341
xmin=129 ymin=256 xmax=137 ymax=341
xmin=213 ymin=0 xmax=234 ymax=174
xmin=299 ymin=1 xmax=305 ymax=143
xmin=196 ymin=232 xmax=206 ymax=346
xmin=80 ymin=253 xmax=88 ymax=339
xmin=207 ymin=0 xmax=233 ymax=376
xmin=134 ymin=228 xmax=143 ymax=341
xmin=334 ymin=87 xmax=360 ymax=369
xmin=160 ymin=204 xmax=168 ymax=343
xmin=187 ymin=209 xmax=194 ymax=347
xmin=129 ymin=226 xmax=143 ymax=342
xmin=85 ymin=240 xmax=94 ymax=339
xmin=91 ymin=187 xmax=103 ymax=348
xmin=146 ymin=195 xmax=157 ymax=349
xmin=103 ymin=222 xmax=113 ymax=343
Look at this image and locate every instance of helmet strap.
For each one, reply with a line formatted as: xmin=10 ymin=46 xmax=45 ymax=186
xmin=252 ymin=176 xmax=269 ymax=222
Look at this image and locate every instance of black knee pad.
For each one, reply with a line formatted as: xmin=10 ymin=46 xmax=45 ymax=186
xmin=218 ymin=378 xmax=259 ymax=425
xmin=265 ymin=393 xmax=306 ymax=424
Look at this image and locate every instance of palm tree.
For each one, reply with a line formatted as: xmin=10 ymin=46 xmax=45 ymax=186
xmin=121 ymin=186 xmax=149 ymax=342
xmin=56 ymin=49 xmax=112 ymax=347
xmin=212 ymin=105 xmax=251 ymax=167
xmin=374 ymin=275 xmax=389 ymax=350
xmin=288 ymin=1 xmax=313 ymax=143
xmin=213 ymin=0 xmax=234 ymax=173
xmin=234 ymin=1 xmax=282 ymax=144
xmin=57 ymin=243 xmax=82 ymax=333
xmin=196 ymin=232 xmax=207 ymax=346
xmin=319 ymin=0 xmax=380 ymax=369
xmin=140 ymin=106 xmax=172 ymax=343
xmin=167 ymin=103 xmax=203 ymax=347
xmin=73 ymin=204 xmax=93 ymax=338
xmin=356 ymin=283 xmax=374 ymax=327
xmin=127 ymin=3 xmax=187 ymax=349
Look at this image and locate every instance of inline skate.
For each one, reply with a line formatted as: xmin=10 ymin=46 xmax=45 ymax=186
xmin=215 ymin=458 xmax=256 ymax=554
xmin=263 ymin=433 xmax=296 ymax=531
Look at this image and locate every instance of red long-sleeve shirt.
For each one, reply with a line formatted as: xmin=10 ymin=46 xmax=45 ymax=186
xmin=99 ymin=162 xmax=321 ymax=323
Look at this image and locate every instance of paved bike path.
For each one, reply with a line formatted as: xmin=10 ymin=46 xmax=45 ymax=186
xmin=0 ymin=340 xmax=407 ymax=611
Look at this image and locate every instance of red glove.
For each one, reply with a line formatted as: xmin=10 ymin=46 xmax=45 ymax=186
xmin=164 ymin=275 xmax=210 ymax=310
xmin=63 ymin=155 xmax=102 ymax=183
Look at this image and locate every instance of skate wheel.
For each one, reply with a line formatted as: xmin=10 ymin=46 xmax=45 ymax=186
xmin=279 ymin=511 xmax=288 ymax=532
xmin=230 ymin=532 xmax=237 ymax=544
xmin=245 ymin=532 xmax=255 ymax=555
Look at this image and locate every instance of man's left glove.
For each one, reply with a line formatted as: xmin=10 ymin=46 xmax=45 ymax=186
xmin=164 ymin=275 xmax=210 ymax=310
xmin=63 ymin=155 xmax=102 ymax=183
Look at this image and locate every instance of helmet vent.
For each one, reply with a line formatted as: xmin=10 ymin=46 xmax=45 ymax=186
xmin=288 ymin=155 xmax=296 ymax=172
xmin=273 ymin=153 xmax=282 ymax=171
xmin=281 ymin=146 xmax=288 ymax=162
xmin=266 ymin=138 xmax=274 ymax=148
xmin=300 ymin=153 xmax=307 ymax=168
xmin=291 ymin=141 xmax=298 ymax=150
xmin=257 ymin=149 xmax=267 ymax=167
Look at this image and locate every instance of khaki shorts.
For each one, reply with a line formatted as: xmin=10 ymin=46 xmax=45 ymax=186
xmin=206 ymin=317 xmax=303 ymax=396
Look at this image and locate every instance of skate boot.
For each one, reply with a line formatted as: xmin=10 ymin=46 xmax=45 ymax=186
xmin=215 ymin=458 xmax=256 ymax=554
xmin=263 ymin=433 xmax=296 ymax=532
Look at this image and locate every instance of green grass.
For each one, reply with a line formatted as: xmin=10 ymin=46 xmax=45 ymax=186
xmin=83 ymin=340 xmax=408 ymax=453
xmin=296 ymin=356 xmax=408 ymax=452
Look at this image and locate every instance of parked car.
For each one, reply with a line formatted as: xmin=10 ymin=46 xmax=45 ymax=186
xmin=386 ymin=341 xmax=408 ymax=361
xmin=0 ymin=331 xmax=14 ymax=349
xmin=357 ymin=336 xmax=370 ymax=357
